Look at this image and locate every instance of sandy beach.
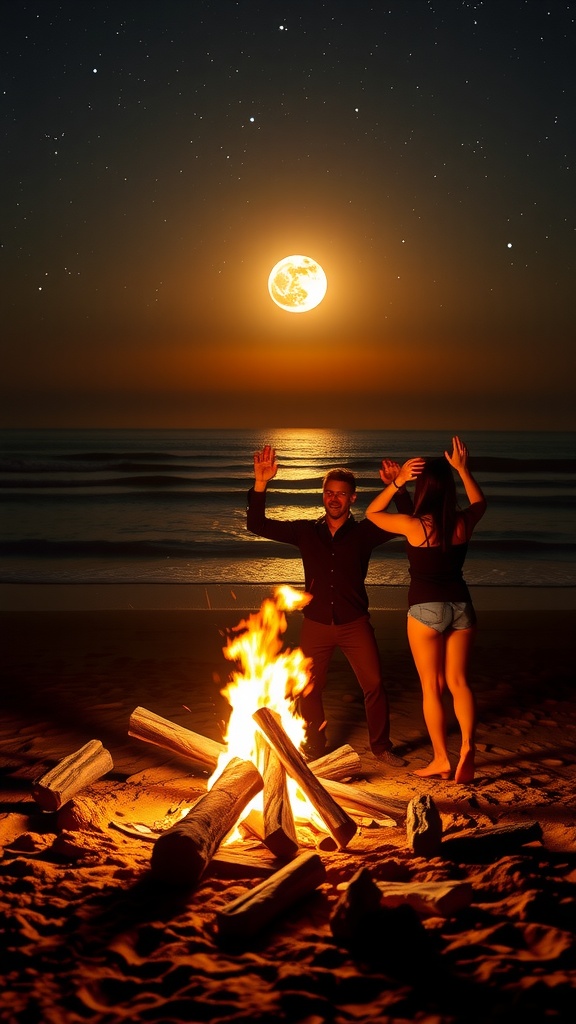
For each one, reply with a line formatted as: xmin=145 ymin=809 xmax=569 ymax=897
xmin=1 ymin=586 xmax=575 ymax=1023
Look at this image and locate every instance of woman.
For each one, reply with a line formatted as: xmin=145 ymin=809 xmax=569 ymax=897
xmin=366 ymin=436 xmax=487 ymax=783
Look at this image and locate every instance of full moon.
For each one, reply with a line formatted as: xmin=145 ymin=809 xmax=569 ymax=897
xmin=268 ymin=254 xmax=327 ymax=313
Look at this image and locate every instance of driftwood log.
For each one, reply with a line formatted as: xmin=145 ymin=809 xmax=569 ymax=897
xmin=238 ymin=808 xmax=267 ymax=842
xmin=257 ymin=733 xmax=299 ymax=859
xmin=129 ymin=706 xmax=225 ymax=768
xmin=206 ymin=847 xmax=278 ymax=879
xmin=253 ymin=707 xmax=357 ymax=850
xmin=321 ymin=778 xmax=401 ymax=825
xmin=441 ymin=820 xmax=543 ymax=861
xmin=32 ymin=739 xmax=113 ymax=812
xmin=128 ymin=705 xmax=362 ymax=783
xmin=216 ymin=851 xmax=326 ymax=940
xmin=151 ymin=757 xmax=263 ymax=886
xmin=376 ymin=880 xmax=474 ymax=917
xmin=307 ymin=744 xmax=361 ymax=780
xmin=238 ymin=808 xmax=337 ymax=854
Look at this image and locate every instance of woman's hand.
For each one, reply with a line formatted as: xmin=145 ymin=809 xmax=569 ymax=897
xmin=379 ymin=456 xmax=424 ymax=487
xmin=445 ymin=436 xmax=468 ymax=472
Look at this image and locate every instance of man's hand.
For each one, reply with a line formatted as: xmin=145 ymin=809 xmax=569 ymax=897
xmin=253 ymin=445 xmax=278 ymax=488
xmin=379 ymin=459 xmax=401 ymax=485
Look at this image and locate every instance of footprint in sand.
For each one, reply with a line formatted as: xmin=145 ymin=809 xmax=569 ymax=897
xmin=478 ymin=743 xmax=513 ymax=757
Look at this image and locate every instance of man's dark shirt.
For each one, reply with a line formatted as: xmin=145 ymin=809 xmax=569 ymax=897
xmin=246 ymin=487 xmax=413 ymax=625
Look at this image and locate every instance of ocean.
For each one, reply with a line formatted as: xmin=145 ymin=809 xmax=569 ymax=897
xmin=1 ymin=428 xmax=575 ymax=588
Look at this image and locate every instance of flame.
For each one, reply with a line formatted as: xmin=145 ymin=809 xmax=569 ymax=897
xmin=209 ymin=586 xmax=317 ymax=838
xmin=219 ymin=585 xmax=312 ymax=765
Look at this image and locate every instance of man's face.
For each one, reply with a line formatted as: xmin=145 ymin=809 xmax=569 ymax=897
xmin=322 ymin=480 xmax=356 ymax=522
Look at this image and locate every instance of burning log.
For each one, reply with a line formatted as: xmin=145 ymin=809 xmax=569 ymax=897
xmin=216 ymin=850 xmax=326 ymax=940
xmin=151 ymin=757 xmax=263 ymax=887
xmin=238 ymin=808 xmax=266 ymax=842
xmin=129 ymin=705 xmax=361 ymax=784
xmin=321 ymin=778 xmax=402 ymax=825
xmin=32 ymin=739 xmax=113 ymax=812
xmin=307 ymin=744 xmax=361 ymax=780
xmin=129 ymin=706 xmax=225 ymax=768
xmin=253 ymin=707 xmax=357 ymax=850
xmin=257 ymin=733 xmax=299 ymax=859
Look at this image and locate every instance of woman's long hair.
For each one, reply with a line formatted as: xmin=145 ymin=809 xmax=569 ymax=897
xmin=413 ymin=457 xmax=458 ymax=550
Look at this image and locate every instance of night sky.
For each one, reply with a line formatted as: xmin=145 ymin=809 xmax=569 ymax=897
xmin=3 ymin=1 xmax=574 ymax=431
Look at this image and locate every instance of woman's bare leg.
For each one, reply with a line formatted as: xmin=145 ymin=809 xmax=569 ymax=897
xmin=407 ymin=615 xmax=451 ymax=777
xmin=444 ymin=626 xmax=477 ymax=783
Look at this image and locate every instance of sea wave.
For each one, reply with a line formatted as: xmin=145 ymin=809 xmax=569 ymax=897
xmin=1 ymin=453 xmax=575 ymax=476
xmin=1 ymin=537 xmax=574 ymax=560
xmin=2 ymin=429 xmax=574 ymax=588
xmin=0 ymin=474 xmax=209 ymax=489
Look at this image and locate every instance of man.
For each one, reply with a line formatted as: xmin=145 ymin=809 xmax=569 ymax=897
xmin=246 ymin=444 xmax=415 ymax=767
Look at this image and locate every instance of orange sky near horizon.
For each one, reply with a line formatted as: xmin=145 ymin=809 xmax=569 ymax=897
xmin=4 ymin=229 xmax=570 ymax=431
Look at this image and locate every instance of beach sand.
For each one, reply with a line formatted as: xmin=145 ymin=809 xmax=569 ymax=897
xmin=1 ymin=591 xmax=576 ymax=1023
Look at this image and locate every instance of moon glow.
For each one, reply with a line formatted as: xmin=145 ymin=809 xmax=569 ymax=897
xmin=268 ymin=254 xmax=327 ymax=313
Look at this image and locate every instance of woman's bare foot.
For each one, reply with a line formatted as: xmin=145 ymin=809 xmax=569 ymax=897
xmin=413 ymin=759 xmax=451 ymax=780
xmin=455 ymin=746 xmax=475 ymax=784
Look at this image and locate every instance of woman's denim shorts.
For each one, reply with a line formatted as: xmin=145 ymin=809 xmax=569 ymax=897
xmin=408 ymin=601 xmax=476 ymax=634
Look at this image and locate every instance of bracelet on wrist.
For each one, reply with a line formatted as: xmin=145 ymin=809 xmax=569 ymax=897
xmin=392 ymin=478 xmax=402 ymax=490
